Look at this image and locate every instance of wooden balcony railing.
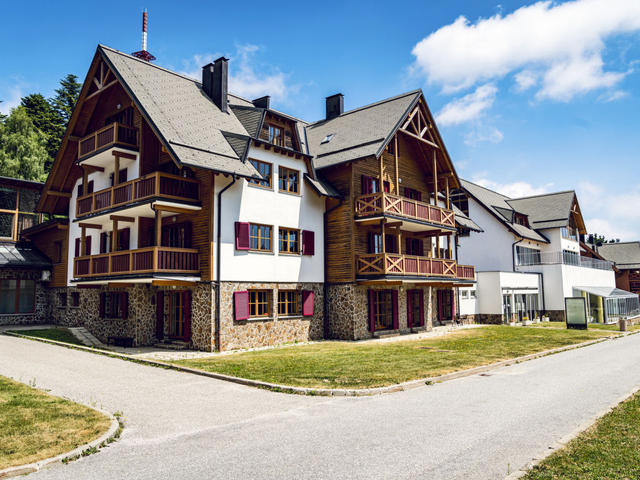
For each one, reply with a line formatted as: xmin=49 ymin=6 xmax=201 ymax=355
xmin=357 ymin=253 xmax=475 ymax=280
xmin=74 ymin=246 xmax=199 ymax=279
xmin=78 ymin=122 xmax=138 ymax=161
xmin=355 ymin=192 xmax=455 ymax=228
xmin=76 ymin=172 xmax=199 ymax=217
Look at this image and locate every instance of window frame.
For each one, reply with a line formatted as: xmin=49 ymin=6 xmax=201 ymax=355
xmin=249 ymin=289 xmax=272 ymax=318
xmin=277 ymin=290 xmax=300 ymax=317
xmin=278 ymin=166 xmax=300 ymax=195
xmin=248 ymin=159 xmax=273 ymax=190
xmin=268 ymin=124 xmax=284 ymax=147
xmin=71 ymin=292 xmax=81 ymax=308
xmin=103 ymin=292 xmax=125 ymax=319
xmin=249 ymin=223 xmax=273 ymax=252
xmin=371 ymin=290 xmax=395 ymax=331
xmin=279 ymin=227 xmax=301 ymax=255
xmin=0 ymin=278 xmax=36 ymax=314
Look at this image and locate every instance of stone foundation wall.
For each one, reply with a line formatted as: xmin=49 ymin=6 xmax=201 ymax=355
xmin=547 ymin=310 xmax=565 ymax=322
xmin=47 ymin=287 xmax=97 ymax=327
xmin=218 ymin=282 xmax=324 ymax=351
xmin=475 ymin=314 xmax=504 ymax=325
xmin=0 ymin=268 xmax=48 ymax=326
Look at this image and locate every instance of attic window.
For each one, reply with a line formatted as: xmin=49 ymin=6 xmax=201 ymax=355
xmin=321 ymin=133 xmax=335 ymax=144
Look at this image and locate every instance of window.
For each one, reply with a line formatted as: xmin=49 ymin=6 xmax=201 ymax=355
xmin=561 ymin=226 xmax=578 ymax=241
xmin=250 ymin=224 xmax=272 ymax=251
xmin=279 ymin=228 xmax=300 ymax=254
xmin=0 ymin=279 xmax=35 ymax=314
xmin=279 ymin=166 xmax=299 ymax=194
xmin=278 ymin=290 xmax=300 ymax=316
xmin=470 ymin=290 xmax=477 ymax=299
xmin=54 ymin=241 xmax=63 ymax=264
xmin=0 ymin=212 xmax=14 ymax=239
xmin=403 ymin=188 xmax=422 ymax=201
xmin=58 ymin=292 xmax=67 ymax=307
xmin=71 ymin=292 xmax=80 ymax=307
xmin=516 ymin=246 xmax=541 ymax=266
xmin=248 ymin=159 xmax=272 ymax=189
xmin=461 ymin=290 xmax=469 ymax=299
xmin=562 ymin=250 xmax=580 ymax=266
xmin=368 ymin=233 xmax=398 ymax=254
xmin=321 ymin=133 xmax=335 ymax=144
xmin=514 ymin=213 xmax=529 ymax=227
xmin=0 ymin=186 xmax=42 ymax=240
xmin=368 ymin=290 xmax=397 ymax=331
xmin=268 ymin=124 xmax=284 ymax=146
xmin=249 ymin=290 xmax=271 ymax=318
xmin=101 ymin=292 xmax=127 ymax=319
xmin=405 ymin=238 xmax=423 ymax=256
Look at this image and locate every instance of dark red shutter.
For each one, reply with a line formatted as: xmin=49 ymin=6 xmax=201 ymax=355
xmin=437 ymin=290 xmax=444 ymax=323
xmin=302 ymin=290 xmax=314 ymax=316
xmin=383 ymin=181 xmax=390 ymax=193
xmin=85 ymin=236 xmax=92 ymax=256
xmin=184 ymin=223 xmax=192 ymax=248
xmin=88 ymin=181 xmax=94 ymax=194
xmin=121 ymin=292 xmax=128 ymax=319
xmin=120 ymin=228 xmax=130 ymax=250
xmin=302 ymin=230 xmax=315 ymax=255
xmin=100 ymin=232 xmax=107 ymax=253
xmin=75 ymin=238 xmax=80 ymax=257
xmin=407 ymin=290 xmax=414 ymax=328
xmin=235 ymin=222 xmax=250 ymax=250
xmin=234 ymin=291 xmax=249 ymax=320
xmin=183 ymin=291 xmax=192 ymax=341
xmin=368 ymin=289 xmax=376 ymax=332
xmin=392 ymin=290 xmax=399 ymax=330
xmin=138 ymin=218 xmax=154 ymax=248
xmin=419 ymin=291 xmax=425 ymax=327
xmin=77 ymin=184 xmax=83 ymax=198
xmin=385 ymin=234 xmax=396 ymax=254
xmin=368 ymin=232 xmax=374 ymax=254
xmin=450 ymin=289 xmax=456 ymax=320
xmin=156 ymin=291 xmax=164 ymax=339
xmin=418 ymin=239 xmax=424 ymax=257
xmin=99 ymin=292 xmax=105 ymax=318
xmin=119 ymin=168 xmax=128 ymax=184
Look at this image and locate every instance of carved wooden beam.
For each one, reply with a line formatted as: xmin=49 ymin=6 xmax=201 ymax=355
xmin=398 ymin=128 xmax=439 ymax=149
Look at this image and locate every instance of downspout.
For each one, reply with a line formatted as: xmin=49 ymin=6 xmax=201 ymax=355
xmin=455 ymin=231 xmax=461 ymax=323
xmin=323 ymin=198 xmax=343 ymax=339
xmin=215 ymin=175 xmax=237 ymax=351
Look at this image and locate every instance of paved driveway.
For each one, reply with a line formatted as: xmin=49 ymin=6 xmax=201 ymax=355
xmin=2 ymin=333 xmax=640 ymax=479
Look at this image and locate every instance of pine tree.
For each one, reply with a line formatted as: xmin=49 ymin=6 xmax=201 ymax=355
xmin=0 ymin=106 xmax=49 ymax=182
xmin=50 ymin=74 xmax=81 ymax=124
xmin=21 ymin=93 xmax=64 ymax=162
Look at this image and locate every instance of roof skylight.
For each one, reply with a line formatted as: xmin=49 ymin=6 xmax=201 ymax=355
xmin=321 ymin=133 xmax=335 ymax=144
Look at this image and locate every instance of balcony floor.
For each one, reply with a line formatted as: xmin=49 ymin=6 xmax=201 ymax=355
xmin=355 ymin=214 xmax=457 ymax=233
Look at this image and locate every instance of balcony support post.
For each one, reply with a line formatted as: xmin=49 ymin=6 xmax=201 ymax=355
xmin=82 ymin=167 xmax=88 ymax=197
xmin=432 ymin=151 xmax=438 ymax=206
xmin=445 ymin=177 xmax=450 ymax=209
xmin=114 ymin=154 xmax=120 ymax=186
xmin=447 ymin=233 xmax=452 ymax=260
xmin=394 ymin=135 xmax=399 ymax=194
xmin=435 ymin=234 xmax=440 ymax=258
xmin=81 ymin=226 xmax=87 ymax=256
xmin=112 ymin=219 xmax=118 ymax=252
xmin=155 ymin=208 xmax=162 ymax=247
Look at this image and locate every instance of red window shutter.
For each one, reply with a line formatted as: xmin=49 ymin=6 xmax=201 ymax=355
xmin=392 ymin=290 xmax=399 ymax=330
xmin=302 ymin=230 xmax=315 ymax=255
xmin=119 ymin=168 xmax=128 ymax=184
xmin=302 ymin=290 xmax=314 ymax=316
xmin=77 ymin=184 xmax=83 ymax=198
xmin=99 ymin=292 xmax=105 ymax=318
xmin=368 ymin=232 xmax=374 ymax=254
xmin=100 ymin=232 xmax=107 ymax=254
xmin=138 ymin=218 xmax=154 ymax=248
xmin=437 ymin=290 xmax=444 ymax=323
xmin=361 ymin=175 xmax=371 ymax=194
xmin=234 ymin=291 xmax=249 ymax=320
xmin=85 ymin=236 xmax=92 ymax=256
xmin=183 ymin=291 xmax=192 ymax=341
xmin=235 ymin=222 xmax=250 ymax=250
xmin=418 ymin=239 xmax=424 ymax=257
xmin=368 ymin=290 xmax=375 ymax=332
xmin=120 ymin=228 xmax=130 ymax=250
xmin=121 ymin=292 xmax=129 ymax=319
xmin=74 ymin=238 xmax=80 ymax=257
xmin=88 ymin=180 xmax=94 ymax=194
xmin=156 ymin=291 xmax=164 ymax=339
xmin=407 ymin=290 xmax=414 ymax=328
xmin=383 ymin=181 xmax=390 ymax=193
xmin=419 ymin=291 xmax=425 ymax=327
xmin=450 ymin=289 xmax=456 ymax=319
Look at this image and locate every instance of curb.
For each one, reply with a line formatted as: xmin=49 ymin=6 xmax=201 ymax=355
xmin=505 ymin=384 xmax=640 ymax=479
xmin=5 ymin=329 xmax=634 ymax=396
xmin=0 ymin=406 xmax=120 ymax=479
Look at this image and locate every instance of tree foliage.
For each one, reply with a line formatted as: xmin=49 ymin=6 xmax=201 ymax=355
xmin=0 ymin=107 xmax=49 ymax=182
xmin=587 ymin=233 xmax=620 ymax=246
xmin=49 ymin=74 xmax=81 ymax=125
xmin=21 ymin=93 xmax=64 ymax=162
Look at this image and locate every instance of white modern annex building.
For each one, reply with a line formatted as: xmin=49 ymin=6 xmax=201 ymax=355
xmin=456 ymin=180 xmax=623 ymax=323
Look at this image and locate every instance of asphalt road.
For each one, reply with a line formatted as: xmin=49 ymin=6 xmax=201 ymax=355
xmin=2 ymin=333 xmax=640 ymax=479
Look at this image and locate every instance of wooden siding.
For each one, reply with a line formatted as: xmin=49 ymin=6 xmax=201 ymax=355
xmin=28 ymin=225 xmax=69 ymax=287
xmin=324 ymin=164 xmax=354 ymax=283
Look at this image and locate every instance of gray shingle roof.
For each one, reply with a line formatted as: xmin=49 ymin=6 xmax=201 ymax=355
xmin=0 ymin=242 xmax=51 ymax=269
xmin=229 ymin=105 xmax=265 ymax=139
xmin=460 ymin=179 xmax=548 ymax=243
xmin=507 ymin=191 xmax=576 ymax=230
xmin=306 ymin=91 xmax=421 ymax=169
xmin=453 ymin=205 xmax=483 ymax=232
xmin=304 ymin=174 xmax=342 ymax=199
xmin=99 ymin=45 xmax=260 ymax=178
xmin=598 ymin=242 xmax=640 ymax=269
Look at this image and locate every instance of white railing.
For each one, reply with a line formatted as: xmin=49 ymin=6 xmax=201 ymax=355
xmin=517 ymin=250 xmax=613 ymax=271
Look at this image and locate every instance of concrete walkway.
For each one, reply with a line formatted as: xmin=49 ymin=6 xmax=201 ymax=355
xmin=1 ymin=333 xmax=640 ymax=479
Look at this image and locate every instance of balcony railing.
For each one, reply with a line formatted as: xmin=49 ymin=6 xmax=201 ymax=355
xmin=357 ymin=253 xmax=475 ymax=280
xmin=355 ymin=192 xmax=455 ymax=228
xmin=516 ymin=251 xmax=613 ymax=271
xmin=74 ymin=246 xmax=199 ymax=279
xmin=76 ymin=172 xmax=199 ymax=217
xmin=78 ymin=122 xmax=138 ymax=161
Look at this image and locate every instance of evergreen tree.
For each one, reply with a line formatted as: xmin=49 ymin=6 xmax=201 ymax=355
xmin=21 ymin=93 xmax=64 ymax=162
xmin=0 ymin=101 xmax=6 ymax=123
xmin=50 ymin=74 xmax=81 ymax=124
xmin=0 ymin=106 xmax=48 ymax=182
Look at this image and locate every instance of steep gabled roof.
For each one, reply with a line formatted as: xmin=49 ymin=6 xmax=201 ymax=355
xmin=306 ymin=91 xmax=422 ymax=169
xmin=507 ymin=191 xmax=578 ymax=231
xmin=460 ymin=179 xmax=548 ymax=243
xmin=598 ymin=241 xmax=640 ymax=269
xmin=99 ymin=45 xmax=260 ymax=178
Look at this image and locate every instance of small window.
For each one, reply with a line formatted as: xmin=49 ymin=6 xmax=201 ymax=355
xmin=248 ymin=159 xmax=272 ymax=189
xmin=58 ymin=292 xmax=67 ymax=307
xmin=249 ymin=290 xmax=272 ymax=318
xmin=250 ymin=223 xmax=272 ymax=251
xmin=279 ymin=166 xmax=300 ymax=194
xmin=0 ymin=279 xmax=35 ymax=314
xmin=470 ymin=290 xmax=477 ymax=299
xmin=0 ymin=187 xmax=17 ymax=210
xmin=321 ymin=133 xmax=335 ymax=144
xmin=279 ymin=228 xmax=300 ymax=254
xmin=268 ymin=125 xmax=284 ymax=146
xmin=103 ymin=292 xmax=125 ymax=319
xmin=71 ymin=292 xmax=80 ymax=307
xmin=54 ymin=241 xmax=63 ymax=264
xmin=461 ymin=290 xmax=469 ymax=299
xmin=278 ymin=290 xmax=300 ymax=316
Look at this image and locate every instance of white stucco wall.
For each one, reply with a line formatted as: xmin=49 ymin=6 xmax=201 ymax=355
xmin=213 ymin=147 xmax=325 ymax=283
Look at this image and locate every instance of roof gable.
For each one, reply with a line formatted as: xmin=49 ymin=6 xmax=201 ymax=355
xmin=598 ymin=242 xmax=640 ymax=268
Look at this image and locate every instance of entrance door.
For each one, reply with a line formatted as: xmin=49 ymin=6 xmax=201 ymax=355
xmin=437 ymin=290 xmax=454 ymax=324
xmin=407 ymin=290 xmax=424 ymax=328
xmin=168 ymin=291 xmax=191 ymax=342
xmin=502 ymin=294 xmax=512 ymax=323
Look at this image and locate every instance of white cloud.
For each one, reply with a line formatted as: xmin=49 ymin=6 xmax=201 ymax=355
xmin=412 ymin=0 xmax=640 ymax=100
xmin=0 ymin=86 xmax=22 ymax=115
xmin=436 ymin=84 xmax=497 ymax=126
xmin=180 ymin=44 xmax=292 ymax=102
xmin=600 ymin=89 xmax=628 ymax=102
xmin=584 ymin=218 xmax=634 ymax=241
xmin=577 ymin=181 xmax=640 ymax=240
xmin=464 ymin=125 xmax=504 ymax=146
xmin=471 ymin=175 xmax=554 ymax=198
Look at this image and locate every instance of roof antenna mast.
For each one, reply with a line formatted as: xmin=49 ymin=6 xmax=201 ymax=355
xmin=132 ymin=9 xmax=156 ymax=61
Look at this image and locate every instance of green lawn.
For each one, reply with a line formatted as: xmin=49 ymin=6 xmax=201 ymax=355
xmin=531 ymin=321 xmax=640 ymax=331
xmin=0 ymin=375 xmax=111 ymax=470
xmin=173 ymin=326 xmax=614 ymax=389
xmin=523 ymin=390 xmax=640 ymax=479
xmin=8 ymin=328 xmax=85 ymax=346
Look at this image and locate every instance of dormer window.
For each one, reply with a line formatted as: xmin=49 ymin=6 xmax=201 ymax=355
xmin=321 ymin=133 xmax=335 ymax=144
xmin=268 ymin=124 xmax=284 ymax=146
xmin=514 ymin=213 xmax=529 ymax=227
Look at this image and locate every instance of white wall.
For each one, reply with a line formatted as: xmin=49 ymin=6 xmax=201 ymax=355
xmin=213 ymin=147 xmax=325 ymax=283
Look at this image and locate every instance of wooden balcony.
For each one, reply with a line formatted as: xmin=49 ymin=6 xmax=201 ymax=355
xmin=74 ymin=246 xmax=199 ymax=279
xmin=76 ymin=172 xmax=199 ymax=218
xmin=357 ymin=253 xmax=475 ymax=280
xmin=78 ymin=122 xmax=138 ymax=161
xmin=355 ymin=193 xmax=455 ymax=228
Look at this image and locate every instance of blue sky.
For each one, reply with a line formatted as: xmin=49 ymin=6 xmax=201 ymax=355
xmin=1 ymin=0 xmax=639 ymax=239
